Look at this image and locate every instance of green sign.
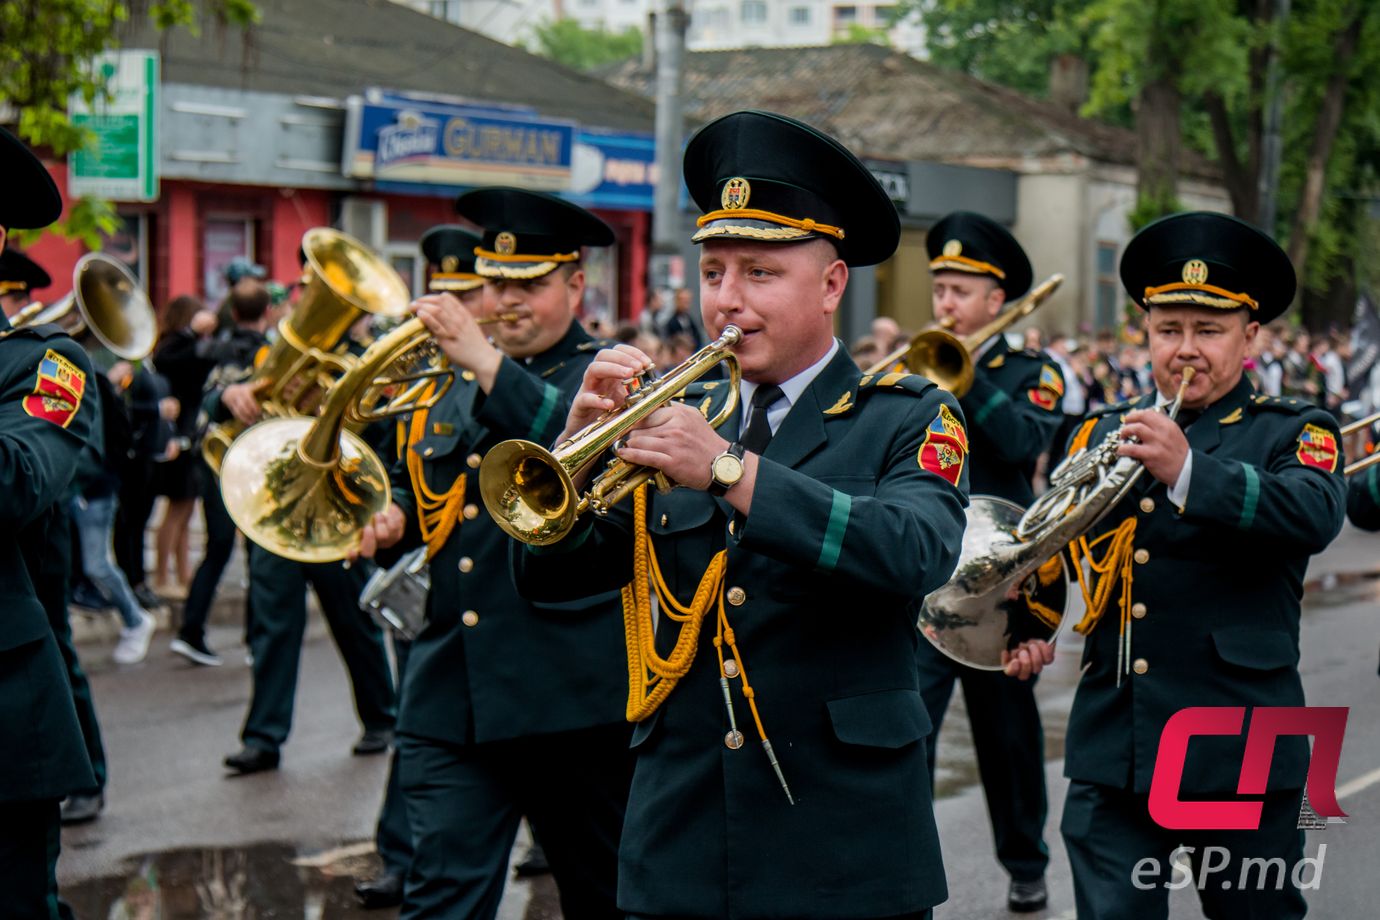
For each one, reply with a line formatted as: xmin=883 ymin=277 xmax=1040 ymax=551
xmin=69 ymin=51 xmax=159 ymax=202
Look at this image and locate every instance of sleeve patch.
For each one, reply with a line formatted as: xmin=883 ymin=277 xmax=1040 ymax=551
xmin=918 ymin=403 xmax=968 ymax=486
xmin=1027 ymin=363 xmax=1063 ymax=411
xmin=22 ymin=348 xmax=86 ymax=429
xmin=1296 ymin=423 xmax=1339 ymax=473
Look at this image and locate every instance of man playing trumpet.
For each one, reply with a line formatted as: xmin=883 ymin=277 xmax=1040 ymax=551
xmin=1058 ymin=212 xmax=1346 ymax=919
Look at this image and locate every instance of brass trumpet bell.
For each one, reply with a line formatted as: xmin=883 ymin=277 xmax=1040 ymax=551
xmin=1 ymin=253 xmax=157 ymax=359
xmin=480 ymin=326 xmax=743 ymax=546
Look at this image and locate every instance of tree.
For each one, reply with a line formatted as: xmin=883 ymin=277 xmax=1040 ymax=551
xmin=526 ymin=18 xmax=644 ymax=73
xmin=0 ymin=0 xmax=259 ymax=245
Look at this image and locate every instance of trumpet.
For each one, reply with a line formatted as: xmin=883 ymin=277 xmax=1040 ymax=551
xmin=0 ymin=253 xmax=157 ymax=360
xmin=919 ymin=367 xmax=1194 ymax=670
xmin=479 ymin=326 xmax=743 ymax=546
xmin=867 ymin=274 xmax=1064 ymax=395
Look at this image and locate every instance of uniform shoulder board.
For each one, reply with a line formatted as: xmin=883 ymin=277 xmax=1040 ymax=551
xmin=576 ymin=338 xmax=616 ymax=353
xmin=857 ymin=371 xmax=937 ymax=397
xmin=677 ymin=379 xmax=733 ymax=420
xmin=1085 ymin=400 xmax=1134 ymax=420
xmin=4 ymin=322 xmax=67 ymax=340
xmin=1249 ymin=393 xmax=1314 ymax=415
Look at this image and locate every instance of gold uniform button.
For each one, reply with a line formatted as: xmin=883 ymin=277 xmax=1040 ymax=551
xmin=1133 ymin=548 xmax=1150 ymax=565
xmin=1133 ymin=658 xmax=1149 ymax=675
xmin=660 ymin=514 xmax=669 ymax=528
xmin=467 ymin=453 xmax=482 ymax=469
xmin=458 ymin=557 xmax=474 ymax=573
xmin=1131 ymin=602 xmax=1147 ymax=620
xmin=462 ymin=370 xmax=477 ymax=382
xmin=463 ymin=504 xmax=480 ymax=520
xmin=1139 ymin=497 xmax=1155 ymax=514
xmin=422 ymin=447 xmax=434 ymax=457
xmin=728 ymin=519 xmax=736 ymax=535
xmin=726 ymin=586 xmax=747 ymax=606
xmin=462 ymin=610 xmax=479 ymax=627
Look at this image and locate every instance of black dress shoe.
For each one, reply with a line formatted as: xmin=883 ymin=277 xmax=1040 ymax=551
xmin=352 ymin=728 xmax=395 ymax=756
xmin=60 ymin=792 xmax=104 ymax=825
xmin=1008 ymin=876 xmax=1048 ymax=912
xmin=513 ymin=840 xmax=551 ymax=877
xmin=354 ymin=872 xmax=404 ymax=909
xmin=223 ymin=746 xmax=280 ymax=775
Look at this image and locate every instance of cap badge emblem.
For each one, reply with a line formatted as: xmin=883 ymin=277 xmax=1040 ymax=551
xmin=1182 ymin=259 xmax=1209 ymax=286
xmin=495 ymin=232 xmax=517 ymax=255
xmin=721 ymin=177 xmax=751 ymax=210
xmin=943 ymin=239 xmax=963 ymax=257
xmin=441 ymin=255 xmax=459 ymax=272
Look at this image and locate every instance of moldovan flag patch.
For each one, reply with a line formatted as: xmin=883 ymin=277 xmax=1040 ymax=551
xmin=1027 ymin=364 xmax=1064 ymax=411
xmin=1296 ymin=423 xmax=1338 ymax=473
xmin=23 ymin=349 xmax=86 ymax=429
xmin=919 ymin=403 xmax=968 ymax=486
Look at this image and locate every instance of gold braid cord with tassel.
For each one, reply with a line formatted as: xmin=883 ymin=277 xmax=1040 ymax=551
xmin=400 ymin=382 xmax=468 ymax=561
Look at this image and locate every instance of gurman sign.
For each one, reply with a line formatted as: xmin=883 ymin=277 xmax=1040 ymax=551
xmin=345 ymin=95 xmax=575 ymax=190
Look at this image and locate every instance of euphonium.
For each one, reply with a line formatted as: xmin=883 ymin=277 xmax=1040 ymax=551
xmin=867 ymin=273 xmax=1064 ymax=394
xmin=479 ymin=326 xmax=743 ymax=546
xmin=217 ymin=316 xmax=455 ymax=564
xmin=201 ymin=227 xmax=411 ymax=474
xmin=918 ymin=367 xmax=1194 ymax=670
xmin=0 ymin=253 xmax=157 ymax=359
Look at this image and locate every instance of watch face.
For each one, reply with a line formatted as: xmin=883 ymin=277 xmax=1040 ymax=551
xmin=713 ymin=453 xmax=744 ymax=486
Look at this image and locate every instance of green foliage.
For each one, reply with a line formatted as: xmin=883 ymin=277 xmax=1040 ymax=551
xmin=526 ymin=18 xmax=644 ymax=73
xmin=832 ymin=24 xmax=889 ymax=46
xmin=0 ymin=1 xmax=258 ymax=243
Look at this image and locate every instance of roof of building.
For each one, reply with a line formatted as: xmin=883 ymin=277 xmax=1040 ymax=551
xmin=603 ymin=43 xmax=1217 ymax=178
xmin=119 ymin=0 xmax=654 ymax=131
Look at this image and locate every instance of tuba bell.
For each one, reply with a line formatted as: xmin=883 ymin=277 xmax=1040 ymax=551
xmin=479 ymin=326 xmax=743 ymax=546
xmin=1 ymin=253 xmax=157 ymax=360
xmin=918 ymin=367 xmax=1194 ymax=670
xmin=201 ymin=228 xmax=412 ymax=474
xmin=867 ymin=274 xmax=1063 ymax=395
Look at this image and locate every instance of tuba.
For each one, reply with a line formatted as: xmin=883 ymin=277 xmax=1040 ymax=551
xmin=479 ymin=326 xmax=743 ymax=546
xmin=201 ymin=228 xmax=412 ymax=474
xmin=919 ymin=368 xmax=1194 ymax=670
xmin=1 ymin=253 xmax=157 ymax=359
xmin=868 ymin=274 xmax=1063 ymax=395
xmin=217 ymin=315 xmax=456 ymax=563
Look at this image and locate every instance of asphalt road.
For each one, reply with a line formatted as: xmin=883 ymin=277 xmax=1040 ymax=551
xmin=56 ymin=526 xmax=1380 ymax=919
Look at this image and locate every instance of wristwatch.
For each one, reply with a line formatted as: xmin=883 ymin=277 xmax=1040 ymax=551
xmin=708 ymin=441 xmax=747 ymax=497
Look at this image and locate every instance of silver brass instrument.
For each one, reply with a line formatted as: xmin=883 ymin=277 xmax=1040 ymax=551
xmin=480 ymin=325 xmax=743 ymax=546
xmin=360 ymin=547 xmax=431 ymax=640
xmin=866 ymin=274 xmax=1063 ymax=395
xmin=0 ymin=253 xmax=157 ymax=359
xmin=919 ymin=367 xmax=1195 ymax=670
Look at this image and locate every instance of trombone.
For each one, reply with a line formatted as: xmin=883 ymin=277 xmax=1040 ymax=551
xmin=867 ymin=274 xmax=1064 ymax=396
xmin=0 ymin=253 xmax=157 ymax=360
xmin=1340 ymin=410 xmax=1380 ymax=476
xmin=480 ymin=326 xmax=743 ymax=546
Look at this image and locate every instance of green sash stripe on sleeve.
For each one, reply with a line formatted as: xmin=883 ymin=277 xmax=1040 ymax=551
xmin=817 ymin=491 xmax=852 ymax=571
xmin=974 ymin=391 xmax=1005 ymax=426
xmin=528 ymin=383 xmax=561 ymax=441
xmin=1238 ymin=463 xmax=1260 ymax=530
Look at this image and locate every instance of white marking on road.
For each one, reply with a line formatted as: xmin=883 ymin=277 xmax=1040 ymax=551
xmin=1337 ymin=765 xmax=1380 ymax=801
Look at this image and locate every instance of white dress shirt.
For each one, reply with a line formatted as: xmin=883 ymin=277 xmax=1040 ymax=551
xmin=738 ymin=339 xmax=840 ymax=437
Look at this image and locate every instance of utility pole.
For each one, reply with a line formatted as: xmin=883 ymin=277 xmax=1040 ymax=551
xmin=1258 ymin=0 xmax=1291 ymax=235
xmin=649 ymin=0 xmax=688 ymax=301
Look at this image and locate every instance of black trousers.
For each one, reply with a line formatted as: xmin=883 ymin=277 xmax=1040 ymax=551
xmin=114 ymin=456 xmax=157 ymax=589
xmin=374 ymin=637 xmax=414 ymax=877
xmin=1061 ymin=780 xmax=1308 ymax=920
xmin=916 ymin=640 xmax=1049 ymax=882
xmin=180 ymin=472 xmax=241 ymax=642
xmin=0 ymin=799 xmax=67 ymax=920
xmin=240 ymin=546 xmax=395 ymax=752
xmin=398 ymin=723 xmax=633 ymax=920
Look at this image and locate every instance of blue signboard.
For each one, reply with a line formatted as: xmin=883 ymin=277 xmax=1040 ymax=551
xmin=568 ymin=129 xmax=656 ymax=211
xmin=345 ymin=95 xmax=576 ymax=191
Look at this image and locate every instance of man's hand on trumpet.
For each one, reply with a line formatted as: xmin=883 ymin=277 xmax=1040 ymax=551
xmin=348 ymin=504 xmax=407 ymax=563
xmin=412 ymin=293 xmax=503 ymax=391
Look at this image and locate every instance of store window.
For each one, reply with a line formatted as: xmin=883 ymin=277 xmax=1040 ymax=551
xmin=100 ymin=212 xmax=149 ymax=284
xmin=789 ymin=5 xmax=811 ymax=25
xmin=203 ymin=217 xmax=255 ymax=304
xmin=581 ymin=244 xmax=619 ymax=328
xmin=741 ymin=0 xmax=767 ymax=25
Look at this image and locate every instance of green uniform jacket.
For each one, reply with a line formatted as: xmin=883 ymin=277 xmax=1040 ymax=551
xmin=960 ymin=344 xmax=1064 ymax=505
xmin=1063 ymin=378 xmax=1345 ymax=796
xmin=0 ymin=319 xmax=98 ymax=803
xmin=1346 ymin=464 xmax=1380 ymax=531
xmin=514 ymin=348 xmax=969 ymax=919
xmin=388 ymin=322 xmax=627 ymax=746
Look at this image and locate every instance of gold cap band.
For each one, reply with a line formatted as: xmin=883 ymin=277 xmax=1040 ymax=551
xmin=1144 ymin=281 xmax=1258 ymax=311
xmin=929 ymin=255 xmax=1007 ymax=280
xmin=694 ymin=208 xmax=845 ymax=240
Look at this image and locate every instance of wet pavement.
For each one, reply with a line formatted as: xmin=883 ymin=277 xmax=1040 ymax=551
xmin=58 ymin=525 xmax=1380 ymax=919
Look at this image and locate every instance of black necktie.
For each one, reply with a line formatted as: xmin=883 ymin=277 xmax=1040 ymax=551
xmin=740 ymin=384 xmax=784 ymax=454
xmin=1175 ymin=408 xmax=1202 ymax=431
